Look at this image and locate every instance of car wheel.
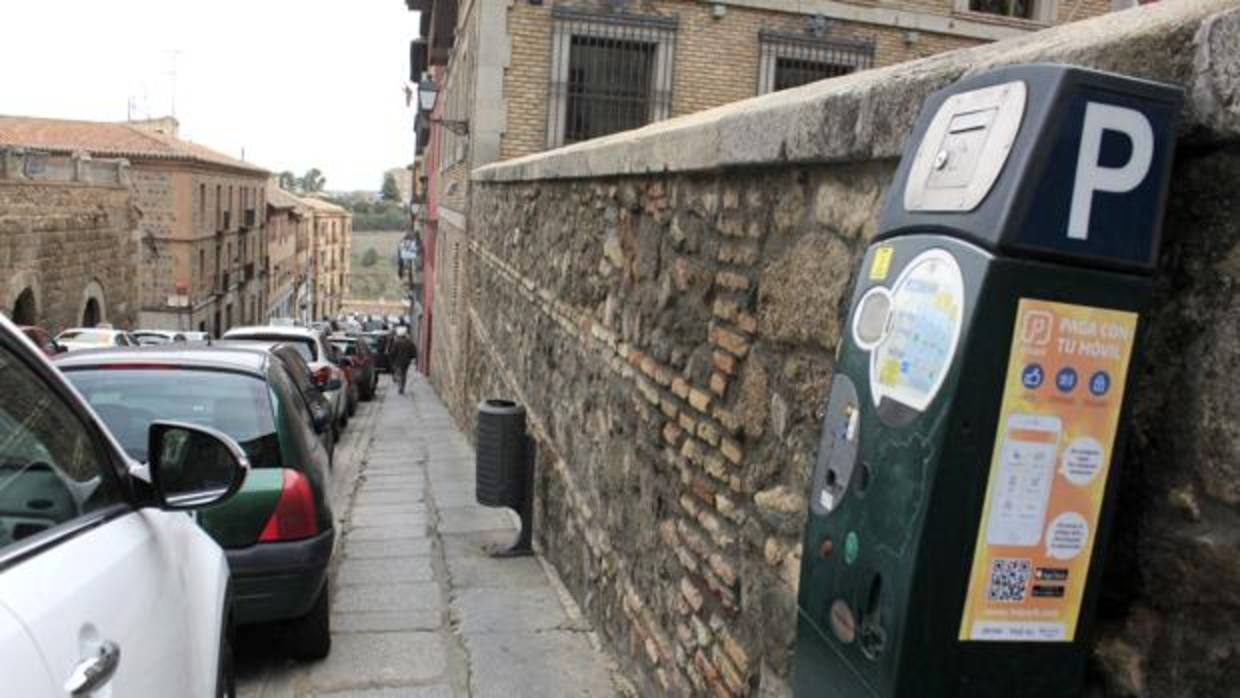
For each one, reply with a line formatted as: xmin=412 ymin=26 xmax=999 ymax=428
xmin=287 ymin=583 xmax=332 ymax=661
xmin=217 ymin=621 xmax=236 ymax=698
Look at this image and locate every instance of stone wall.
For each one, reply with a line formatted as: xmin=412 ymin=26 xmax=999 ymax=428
xmin=436 ymin=2 xmax=1240 ymax=697
xmin=0 ymin=150 xmax=137 ymax=332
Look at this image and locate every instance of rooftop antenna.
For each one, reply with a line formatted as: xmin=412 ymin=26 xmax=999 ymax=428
xmin=165 ymin=49 xmax=183 ymax=117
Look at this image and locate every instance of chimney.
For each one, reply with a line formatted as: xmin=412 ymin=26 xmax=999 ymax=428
xmin=127 ymin=116 xmax=180 ymax=137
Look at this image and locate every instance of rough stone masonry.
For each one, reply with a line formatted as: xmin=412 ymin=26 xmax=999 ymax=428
xmin=428 ymin=2 xmax=1240 ymax=697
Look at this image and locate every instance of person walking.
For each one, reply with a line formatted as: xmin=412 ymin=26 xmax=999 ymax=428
xmin=388 ymin=327 xmax=417 ymax=394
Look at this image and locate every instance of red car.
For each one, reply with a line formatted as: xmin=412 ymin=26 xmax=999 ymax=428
xmin=19 ymin=325 xmax=65 ymax=357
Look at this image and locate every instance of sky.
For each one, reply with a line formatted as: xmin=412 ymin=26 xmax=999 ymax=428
xmin=0 ymin=0 xmax=420 ymax=192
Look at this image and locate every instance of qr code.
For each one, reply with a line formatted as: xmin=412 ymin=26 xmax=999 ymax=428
xmin=986 ymin=558 xmax=1031 ymax=603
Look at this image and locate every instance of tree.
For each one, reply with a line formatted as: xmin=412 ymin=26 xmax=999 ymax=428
xmin=380 ymin=173 xmax=401 ymax=202
xmin=300 ymin=168 xmax=326 ymax=193
xmin=361 ymin=248 xmax=379 ymax=268
xmin=278 ymin=170 xmax=297 ymax=191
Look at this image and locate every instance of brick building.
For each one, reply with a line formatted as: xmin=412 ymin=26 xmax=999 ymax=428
xmin=404 ymin=0 xmax=1117 ymax=382
xmin=0 ymin=115 xmax=270 ymax=336
xmin=0 ymin=149 xmax=138 ymax=332
xmin=299 ymin=196 xmax=352 ymax=320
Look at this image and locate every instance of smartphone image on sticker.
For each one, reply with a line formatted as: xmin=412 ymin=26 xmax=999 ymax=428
xmin=986 ymin=413 xmax=1063 ymax=547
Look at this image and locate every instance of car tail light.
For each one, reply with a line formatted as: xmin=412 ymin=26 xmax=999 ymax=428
xmin=312 ymin=365 xmax=333 ymax=387
xmin=258 ymin=470 xmax=319 ymax=542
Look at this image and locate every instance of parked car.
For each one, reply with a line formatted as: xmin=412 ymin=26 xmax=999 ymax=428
xmin=216 ymin=340 xmax=337 ymax=462
xmin=222 ymin=326 xmax=349 ymax=433
xmin=329 ymin=334 xmax=378 ymax=402
xmin=54 ymin=327 xmax=137 ymax=351
xmin=18 ymin=325 xmax=65 ymax=357
xmin=0 ymin=314 xmax=247 ymax=697
xmin=132 ymin=329 xmax=188 ymax=346
xmin=361 ymin=330 xmax=392 ymax=373
xmin=58 ymin=345 xmax=337 ymax=660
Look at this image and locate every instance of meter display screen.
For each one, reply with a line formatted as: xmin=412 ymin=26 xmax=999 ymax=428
xmin=869 ymin=249 xmax=965 ymax=412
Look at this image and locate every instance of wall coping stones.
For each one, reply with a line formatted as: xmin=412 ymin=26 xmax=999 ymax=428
xmin=473 ymin=0 xmax=1240 ymax=184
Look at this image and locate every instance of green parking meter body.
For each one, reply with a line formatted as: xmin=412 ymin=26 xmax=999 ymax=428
xmin=792 ymin=65 xmax=1182 ymax=698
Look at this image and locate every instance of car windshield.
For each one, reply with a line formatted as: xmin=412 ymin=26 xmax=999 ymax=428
xmin=330 ymin=341 xmax=358 ymax=356
xmin=228 ymin=334 xmax=317 ymax=362
xmin=64 ymin=368 xmax=281 ymax=467
xmin=134 ymin=334 xmax=171 ymax=346
xmin=58 ymin=330 xmax=112 ymax=345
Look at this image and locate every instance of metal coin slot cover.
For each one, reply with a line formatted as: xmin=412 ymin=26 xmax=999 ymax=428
xmin=852 ymin=286 xmax=893 ymax=350
xmin=810 ymin=374 xmax=861 ymax=517
xmin=904 ymin=80 xmax=1027 ymax=212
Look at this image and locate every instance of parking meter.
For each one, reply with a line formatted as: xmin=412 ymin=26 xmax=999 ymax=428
xmin=792 ymin=65 xmax=1182 ymax=698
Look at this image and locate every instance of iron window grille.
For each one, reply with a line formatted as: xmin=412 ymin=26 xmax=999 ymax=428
xmin=547 ymin=6 xmax=678 ymax=148
xmin=757 ymin=30 xmax=875 ymax=95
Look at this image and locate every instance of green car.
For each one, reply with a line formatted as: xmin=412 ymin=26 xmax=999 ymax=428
xmin=58 ymin=344 xmax=337 ymax=660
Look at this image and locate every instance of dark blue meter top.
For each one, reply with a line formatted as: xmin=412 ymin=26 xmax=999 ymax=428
xmin=1019 ymin=89 xmax=1178 ymax=268
xmin=877 ymin=64 xmax=1184 ymax=274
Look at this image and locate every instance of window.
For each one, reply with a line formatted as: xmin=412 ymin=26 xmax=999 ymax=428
xmin=758 ymin=31 xmax=875 ymax=95
xmin=547 ymin=6 xmax=677 ymax=148
xmin=0 ymin=344 xmax=122 ymax=551
xmin=66 ymin=368 xmax=281 ymax=469
xmin=958 ymin=0 xmax=1055 ymax=21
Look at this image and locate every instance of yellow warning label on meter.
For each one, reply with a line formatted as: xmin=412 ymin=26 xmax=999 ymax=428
xmin=958 ymin=299 xmax=1137 ymax=643
xmin=869 ymin=246 xmax=894 ymax=281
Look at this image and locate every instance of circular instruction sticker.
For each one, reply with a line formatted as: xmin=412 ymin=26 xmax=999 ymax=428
xmin=868 ymin=249 xmax=965 ymax=412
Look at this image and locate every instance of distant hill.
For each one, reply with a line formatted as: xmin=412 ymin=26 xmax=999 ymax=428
xmin=349 ymin=230 xmax=408 ymax=300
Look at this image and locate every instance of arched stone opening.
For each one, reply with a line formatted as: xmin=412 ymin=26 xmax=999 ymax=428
xmin=80 ymin=279 xmax=107 ymax=328
xmin=82 ymin=298 xmax=101 ymax=327
xmin=12 ymin=288 xmax=38 ymax=326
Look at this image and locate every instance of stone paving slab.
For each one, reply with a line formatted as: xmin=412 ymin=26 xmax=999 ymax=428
xmin=302 ymin=631 xmax=447 ymax=691
xmin=453 ymin=586 xmax=572 ymax=634
xmin=344 ymin=538 xmax=433 ymax=559
xmin=443 ymin=550 xmax=548 ymax=590
xmin=344 ymin=525 xmax=432 ymax=543
xmin=437 ymin=507 xmax=517 ymax=534
xmin=332 ymin=609 xmax=443 ymax=634
xmin=338 ymin=556 xmax=435 ymax=585
xmin=335 ymin=581 xmax=443 ymax=613
xmin=316 ymin=686 xmax=454 ymax=698
xmin=465 ymin=632 xmax=618 ymax=698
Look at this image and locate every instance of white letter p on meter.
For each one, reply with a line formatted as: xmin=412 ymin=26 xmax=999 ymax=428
xmin=1067 ymin=103 xmax=1154 ymax=240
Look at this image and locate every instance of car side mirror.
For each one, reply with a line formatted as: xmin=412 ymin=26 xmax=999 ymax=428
xmin=147 ymin=421 xmax=248 ymax=510
xmin=54 ymin=343 xmax=67 ymax=354
xmin=323 ymin=378 xmax=343 ymax=392
xmin=339 ymin=356 xmax=354 ymax=368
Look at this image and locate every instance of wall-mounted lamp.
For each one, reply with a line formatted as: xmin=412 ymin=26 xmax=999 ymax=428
xmin=417 ymin=81 xmax=470 ymax=136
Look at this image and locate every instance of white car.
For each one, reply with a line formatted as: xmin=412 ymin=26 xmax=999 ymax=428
xmin=221 ymin=326 xmax=350 ymax=434
xmin=0 ymin=314 xmax=248 ymax=697
xmin=54 ymin=327 xmax=138 ymax=352
xmin=132 ymin=329 xmax=189 ymax=346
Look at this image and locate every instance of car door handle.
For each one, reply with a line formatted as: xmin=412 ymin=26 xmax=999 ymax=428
xmin=64 ymin=640 xmax=120 ymax=696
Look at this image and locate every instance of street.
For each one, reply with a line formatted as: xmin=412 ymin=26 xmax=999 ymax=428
xmin=236 ymin=374 xmax=630 ymax=698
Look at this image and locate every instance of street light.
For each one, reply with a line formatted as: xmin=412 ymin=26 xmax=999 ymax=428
xmin=417 ymin=80 xmax=438 ymax=112
xmin=416 ymin=80 xmax=470 ymax=136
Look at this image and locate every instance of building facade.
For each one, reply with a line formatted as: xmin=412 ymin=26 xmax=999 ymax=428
xmin=405 ymin=0 xmax=1116 ymax=384
xmin=0 ymin=148 xmax=138 ymax=332
xmin=265 ymin=183 xmax=310 ymax=320
xmin=300 ymin=196 xmax=353 ymax=320
xmin=0 ymin=115 xmax=271 ymax=337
